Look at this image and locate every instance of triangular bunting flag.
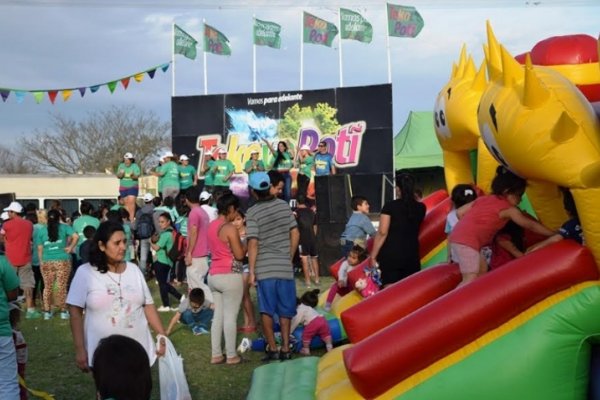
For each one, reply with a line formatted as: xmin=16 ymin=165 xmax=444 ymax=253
xmin=134 ymin=73 xmax=144 ymax=83
xmin=48 ymin=91 xmax=58 ymax=104
xmin=120 ymin=78 xmax=130 ymax=90
xmin=0 ymin=90 xmax=10 ymax=102
xmin=147 ymin=69 xmax=156 ymax=79
xmin=78 ymin=87 xmax=86 ymax=97
xmin=62 ymin=90 xmax=72 ymax=102
xmin=32 ymin=92 xmax=44 ymax=104
xmin=107 ymin=81 xmax=118 ymax=94
xmin=15 ymin=91 xmax=26 ymax=104
xmin=90 ymin=85 xmax=100 ymax=93
xmin=160 ymin=63 xmax=169 ymax=73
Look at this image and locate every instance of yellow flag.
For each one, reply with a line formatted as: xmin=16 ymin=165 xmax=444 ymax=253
xmin=62 ymin=90 xmax=72 ymax=102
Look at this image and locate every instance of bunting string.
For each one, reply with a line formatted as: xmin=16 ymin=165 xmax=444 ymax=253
xmin=0 ymin=62 xmax=171 ymax=104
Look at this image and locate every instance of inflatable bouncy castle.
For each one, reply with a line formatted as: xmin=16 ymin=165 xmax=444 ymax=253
xmin=248 ymin=24 xmax=600 ymax=399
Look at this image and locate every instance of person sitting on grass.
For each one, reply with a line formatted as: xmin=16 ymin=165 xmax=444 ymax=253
xmin=166 ymin=288 xmax=214 ymax=336
xmin=92 ymin=334 xmax=152 ymax=400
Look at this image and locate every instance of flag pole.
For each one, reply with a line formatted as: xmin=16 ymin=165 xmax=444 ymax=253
xmin=338 ymin=9 xmax=343 ymax=87
xmin=386 ymin=5 xmax=392 ymax=84
xmin=171 ymin=23 xmax=176 ymax=97
xmin=203 ymin=19 xmax=208 ymax=95
xmin=300 ymin=11 xmax=304 ymax=91
xmin=253 ymin=16 xmax=257 ymax=93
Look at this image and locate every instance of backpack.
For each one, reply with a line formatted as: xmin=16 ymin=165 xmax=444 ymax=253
xmin=136 ymin=212 xmax=155 ymax=239
xmin=168 ymin=229 xmax=187 ymax=264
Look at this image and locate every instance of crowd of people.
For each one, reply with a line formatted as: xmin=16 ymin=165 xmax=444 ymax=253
xmin=0 ymin=143 xmax=584 ymax=399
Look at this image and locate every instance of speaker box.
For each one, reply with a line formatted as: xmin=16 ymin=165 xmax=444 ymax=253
xmin=316 ymin=222 xmax=346 ymax=276
xmin=315 ymin=175 xmax=351 ymax=224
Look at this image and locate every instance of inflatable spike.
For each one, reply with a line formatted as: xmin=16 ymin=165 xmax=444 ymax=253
xmin=523 ymin=53 xmax=550 ymax=108
xmin=456 ymin=44 xmax=467 ymax=78
xmin=500 ymin=44 xmax=522 ymax=87
xmin=463 ymin=55 xmax=477 ymax=79
xmin=485 ymin=21 xmax=502 ymax=80
xmin=549 ymin=111 xmax=577 ymax=143
xmin=471 ymin=61 xmax=488 ymax=92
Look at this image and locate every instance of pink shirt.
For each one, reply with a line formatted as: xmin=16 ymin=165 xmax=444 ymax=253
xmin=2 ymin=217 xmax=33 ymax=266
xmin=207 ymin=219 xmax=234 ymax=275
xmin=449 ymin=195 xmax=512 ymax=250
xmin=188 ymin=205 xmax=209 ymax=258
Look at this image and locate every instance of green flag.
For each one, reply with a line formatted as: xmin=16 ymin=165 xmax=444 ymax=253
xmin=204 ymin=24 xmax=232 ymax=56
xmin=340 ymin=8 xmax=373 ymax=44
xmin=174 ymin=24 xmax=198 ymax=60
xmin=253 ymin=18 xmax=282 ymax=49
xmin=303 ymin=12 xmax=338 ymax=47
xmin=387 ymin=3 xmax=424 ymax=38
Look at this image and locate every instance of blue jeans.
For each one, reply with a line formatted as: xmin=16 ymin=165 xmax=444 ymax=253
xmin=0 ymin=336 xmax=19 ymax=400
xmin=180 ymin=308 xmax=214 ymax=330
xmin=281 ymin=172 xmax=291 ymax=203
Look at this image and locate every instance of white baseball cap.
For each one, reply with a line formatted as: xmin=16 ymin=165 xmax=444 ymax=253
xmin=218 ymin=148 xmax=227 ymax=154
xmin=0 ymin=212 xmax=9 ymax=221
xmin=250 ymin=149 xmax=259 ymax=154
xmin=3 ymin=202 xmax=23 ymax=214
xmin=143 ymin=193 xmax=154 ymax=203
xmin=179 ymin=154 xmax=189 ymax=161
xmin=199 ymin=191 xmax=211 ymax=201
xmin=162 ymin=151 xmax=174 ymax=159
xmin=123 ymin=152 xmax=134 ymax=159
xmin=300 ymin=145 xmax=311 ymax=151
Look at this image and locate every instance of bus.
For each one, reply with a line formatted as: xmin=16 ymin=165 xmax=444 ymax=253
xmin=0 ymin=173 xmax=158 ymax=217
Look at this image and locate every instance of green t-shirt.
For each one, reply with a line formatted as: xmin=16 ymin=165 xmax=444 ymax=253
xmin=72 ymin=214 xmax=101 ymax=251
xmin=272 ymin=152 xmax=293 ymax=171
xmin=178 ymin=164 xmax=197 ymax=190
xmin=212 ymin=159 xmax=235 ymax=187
xmin=116 ymin=162 xmax=141 ymax=188
xmin=204 ymin=160 xmax=215 ymax=186
xmin=244 ymin=159 xmax=265 ymax=176
xmin=155 ymin=165 xmax=163 ymax=192
xmin=156 ymin=229 xmax=174 ymax=266
xmin=31 ymin=223 xmax=44 ymax=266
xmin=0 ymin=255 xmax=19 ymax=337
xmin=159 ymin=161 xmax=180 ymax=189
xmin=299 ymin=155 xmax=314 ymax=178
xmin=176 ymin=216 xmax=188 ymax=237
xmin=124 ymin=223 xmax=132 ymax=261
xmin=36 ymin=223 xmax=75 ymax=262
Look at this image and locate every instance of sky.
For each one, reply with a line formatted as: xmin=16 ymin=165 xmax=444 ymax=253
xmin=0 ymin=0 xmax=598 ymax=145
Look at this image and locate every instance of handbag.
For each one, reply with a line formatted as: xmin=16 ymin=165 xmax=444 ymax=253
xmin=156 ymin=335 xmax=192 ymax=400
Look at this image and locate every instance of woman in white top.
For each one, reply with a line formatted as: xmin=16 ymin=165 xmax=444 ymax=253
xmin=67 ymin=221 xmax=166 ymax=371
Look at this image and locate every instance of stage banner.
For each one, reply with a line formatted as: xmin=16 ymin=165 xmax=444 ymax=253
xmin=171 ymin=84 xmax=393 ymax=209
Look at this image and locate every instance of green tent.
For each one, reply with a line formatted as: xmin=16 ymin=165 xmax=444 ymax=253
xmin=394 ymin=111 xmax=443 ymax=170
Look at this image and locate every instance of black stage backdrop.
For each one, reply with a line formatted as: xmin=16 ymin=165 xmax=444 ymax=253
xmin=171 ymin=83 xmax=394 ymax=214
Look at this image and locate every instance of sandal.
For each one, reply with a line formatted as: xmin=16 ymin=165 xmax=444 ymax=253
xmin=226 ymin=356 xmax=249 ymax=365
xmin=210 ymin=356 xmax=226 ymax=365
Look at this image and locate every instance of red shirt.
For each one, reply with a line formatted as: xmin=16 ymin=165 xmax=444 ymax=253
xmin=449 ymin=195 xmax=512 ymax=250
xmin=2 ymin=217 xmax=33 ymax=266
xmin=207 ymin=219 xmax=234 ymax=275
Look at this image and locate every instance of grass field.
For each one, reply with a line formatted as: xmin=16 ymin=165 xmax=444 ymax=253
xmin=19 ymin=275 xmax=335 ymax=400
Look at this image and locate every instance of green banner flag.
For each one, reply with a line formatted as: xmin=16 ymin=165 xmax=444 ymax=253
xmin=340 ymin=8 xmax=373 ymax=43
xmin=204 ymin=24 xmax=232 ymax=56
xmin=303 ymin=12 xmax=338 ymax=47
xmin=174 ymin=24 xmax=198 ymax=60
xmin=254 ymin=18 xmax=282 ymax=49
xmin=387 ymin=3 xmax=424 ymax=38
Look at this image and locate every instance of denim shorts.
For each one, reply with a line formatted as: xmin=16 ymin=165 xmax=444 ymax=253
xmin=119 ymin=186 xmax=139 ymax=198
xmin=256 ymin=278 xmax=297 ymax=319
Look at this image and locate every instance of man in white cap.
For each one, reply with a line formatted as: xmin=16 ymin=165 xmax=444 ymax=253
xmin=199 ymin=191 xmax=217 ymax=222
xmin=210 ymin=148 xmax=235 ymax=198
xmin=296 ymin=144 xmax=315 ymax=199
xmin=178 ymin=154 xmax=197 ymax=199
xmin=133 ymin=193 xmax=156 ymax=276
xmin=153 ymin=151 xmax=180 ymax=200
xmin=1 ymin=202 xmax=39 ymax=319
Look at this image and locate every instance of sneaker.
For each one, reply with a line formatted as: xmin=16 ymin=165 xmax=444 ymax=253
xmin=157 ymin=306 xmax=171 ymax=312
xmin=279 ymin=350 xmax=293 ymax=362
xmin=192 ymin=326 xmax=209 ymax=336
xmin=237 ymin=337 xmax=252 ymax=353
xmin=26 ymin=310 xmax=42 ymax=320
xmin=42 ymin=312 xmax=52 ymax=320
xmin=261 ymin=350 xmax=280 ymax=363
xmin=60 ymin=311 xmax=70 ymax=320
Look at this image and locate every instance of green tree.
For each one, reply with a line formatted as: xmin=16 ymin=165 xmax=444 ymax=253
xmin=277 ymin=103 xmax=341 ymax=141
xmin=19 ymin=106 xmax=170 ymax=174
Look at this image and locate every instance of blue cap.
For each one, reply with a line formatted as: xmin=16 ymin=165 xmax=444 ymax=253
xmin=248 ymin=171 xmax=271 ymax=190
